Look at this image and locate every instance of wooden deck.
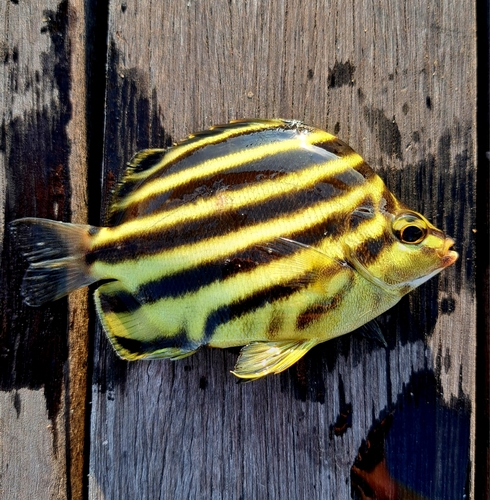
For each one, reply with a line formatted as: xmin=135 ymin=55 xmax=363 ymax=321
xmin=1 ymin=1 xmax=486 ymax=499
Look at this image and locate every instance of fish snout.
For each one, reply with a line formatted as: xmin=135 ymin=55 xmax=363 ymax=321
xmin=438 ymin=237 xmax=458 ymax=267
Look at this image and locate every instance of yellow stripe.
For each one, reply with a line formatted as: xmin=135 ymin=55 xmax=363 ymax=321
xmin=112 ymin=128 xmax=336 ymax=212
xmin=93 ymin=151 xmax=364 ymax=246
xmin=91 ymin=176 xmax=387 ymax=286
xmin=124 ymin=119 xmax=289 ymax=184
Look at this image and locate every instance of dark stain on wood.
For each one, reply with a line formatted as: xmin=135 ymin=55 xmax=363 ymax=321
xmin=199 ymin=376 xmax=208 ymax=390
xmin=327 ymin=60 xmax=356 ymax=88
xmin=329 ymin=374 xmax=352 ymax=438
xmin=443 ymin=347 xmax=451 ymax=373
xmin=91 ymin=335 xmax=128 ymax=395
xmin=286 ymin=343 xmax=331 ymax=404
xmin=440 ymin=296 xmax=456 ymax=314
xmin=0 ymin=0 xmax=72 ymax=446
xmin=13 ymin=390 xmax=21 ymax=418
xmin=0 ymin=1 xmax=71 ymax=454
xmin=41 ymin=1 xmax=72 ymax=113
xmin=0 ymin=44 xmax=18 ymax=65
xmin=363 ymin=105 xmax=403 ymax=161
xmin=103 ymin=39 xmax=172 ymax=219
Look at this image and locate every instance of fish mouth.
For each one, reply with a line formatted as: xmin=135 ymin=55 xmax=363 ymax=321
xmin=438 ymin=237 xmax=459 ymax=267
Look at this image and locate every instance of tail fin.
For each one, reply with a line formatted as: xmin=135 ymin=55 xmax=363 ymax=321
xmin=9 ymin=218 xmax=98 ymax=306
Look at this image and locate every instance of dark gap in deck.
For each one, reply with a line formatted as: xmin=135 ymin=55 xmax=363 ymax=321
xmin=83 ymin=1 xmax=110 ymax=499
xmin=475 ymin=0 xmax=490 ymax=498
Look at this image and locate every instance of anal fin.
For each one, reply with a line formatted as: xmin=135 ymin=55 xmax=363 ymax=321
xmin=231 ymin=339 xmax=318 ymax=381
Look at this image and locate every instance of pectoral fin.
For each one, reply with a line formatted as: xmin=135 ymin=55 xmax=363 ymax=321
xmin=231 ymin=339 xmax=319 ymax=380
xmin=357 ymin=319 xmax=387 ymax=347
xmin=256 ymin=237 xmax=351 ymax=291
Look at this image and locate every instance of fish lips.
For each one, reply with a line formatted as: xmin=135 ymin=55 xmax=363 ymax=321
xmin=438 ymin=237 xmax=459 ymax=267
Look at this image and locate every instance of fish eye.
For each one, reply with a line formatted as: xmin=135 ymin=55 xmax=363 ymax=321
xmin=399 ymin=225 xmax=425 ymax=243
xmin=393 ymin=213 xmax=428 ymax=245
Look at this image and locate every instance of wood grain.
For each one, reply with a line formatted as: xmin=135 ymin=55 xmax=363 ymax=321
xmin=0 ymin=0 xmax=89 ymax=499
xmin=87 ymin=1 xmax=477 ymax=499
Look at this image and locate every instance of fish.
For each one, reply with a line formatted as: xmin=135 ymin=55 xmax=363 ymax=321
xmin=9 ymin=119 xmax=458 ymax=380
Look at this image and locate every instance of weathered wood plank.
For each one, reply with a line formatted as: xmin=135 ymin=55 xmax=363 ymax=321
xmin=0 ymin=1 xmax=89 ymax=499
xmin=88 ymin=1 xmax=477 ymax=499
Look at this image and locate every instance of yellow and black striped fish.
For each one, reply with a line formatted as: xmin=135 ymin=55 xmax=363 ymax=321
xmin=10 ymin=119 xmax=458 ymax=380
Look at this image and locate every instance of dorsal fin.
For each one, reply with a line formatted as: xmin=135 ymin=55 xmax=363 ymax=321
xmin=106 ymin=148 xmax=167 ymax=225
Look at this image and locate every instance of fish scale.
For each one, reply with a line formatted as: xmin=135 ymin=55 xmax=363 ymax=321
xmin=9 ymin=119 xmax=458 ymax=380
